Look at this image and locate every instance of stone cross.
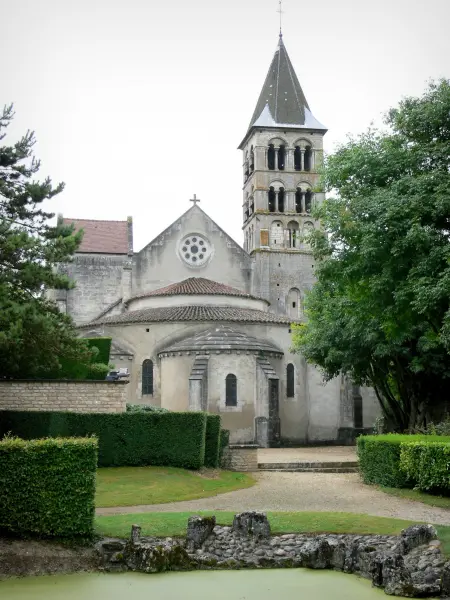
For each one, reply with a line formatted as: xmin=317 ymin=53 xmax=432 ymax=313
xmin=190 ymin=194 xmax=200 ymax=206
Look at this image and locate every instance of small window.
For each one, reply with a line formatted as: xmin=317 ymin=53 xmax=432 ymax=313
xmin=268 ymin=187 xmax=276 ymax=212
xmin=294 ymin=146 xmax=301 ymax=171
xmin=225 ymin=374 xmax=237 ymax=407
xmin=142 ymin=359 xmax=153 ymax=395
xmin=304 ymin=146 xmax=312 ymax=171
xmin=287 ymin=364 xmax=295 ymax=398
xmin=268 ymin=144 xmax=275 ymax=170
xmin=278 ymin=145 xmax=285 ymax=170
xmin=292 ymin=302 xmax=296 ymax=308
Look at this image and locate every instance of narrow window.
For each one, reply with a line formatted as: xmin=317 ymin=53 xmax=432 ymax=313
xmin=268 ymin=187 xmax=276 ymax=212
xmin=278 ymin=187 xmax=285 ymax=213
xmin=278 ymin=145 xmax=285 ymax=170
xmin=295 ymin=188 xmax=302 ymax=213
xmin=142 ymin=359 xmax=153 ymax=395
xmin=304 ymin=146 xmax=312 ymax=171
xmin=225 ymin=374 xmax=237 ymax=407
xmin=354 ymin=395 xmax=363 ymax=428
xmin=287 ymin=364 xmax=295 ymax=398
xmin=250 ymin=146 xmax=255 ymax=172
xmin=294 ymin=146 xmax=301 ymax=171
xmin=268 ymin=144 xmax=275 ymax=170
xmin=305 ymin=190 xmax=312 ymax=213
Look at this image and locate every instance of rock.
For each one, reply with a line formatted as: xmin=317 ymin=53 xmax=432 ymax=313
xmin=441 ymin=561 xmax=450 ymax=596
xmin=301 ymin=539 xmax=334 ymax=569
xmin=100 ymin=540 xmax=126 ymax=552
xmin=186 ymin=516 xmax=216 ymax=551
xmin=232 ymin=512 xmax=271 ymax=538
xmin=401 ymin=524 xmax=437 ymax=552
xmin=131 ymin=524 xmax=141 ymax=544
xmin=275 ymin=548 xmax=286 ymax=557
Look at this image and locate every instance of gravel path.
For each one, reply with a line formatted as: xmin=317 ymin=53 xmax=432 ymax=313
xmin=96 ymin=472 xmax=450 ymax=525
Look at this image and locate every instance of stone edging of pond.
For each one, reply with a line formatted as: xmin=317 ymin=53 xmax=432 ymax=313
xmin=95 ymin=513 xmax=450 ymax=598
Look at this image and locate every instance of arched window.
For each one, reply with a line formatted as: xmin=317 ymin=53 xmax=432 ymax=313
xmin=305 ymin=190 xmax=312 ymax=213
xmin=294 ymin=146 xmax=301 ymax=171
xmin=268 ymin=144 xmax=275 ymax=170
xmin=295 ymin=188 xmax=302 ymax=213
xmin=287 ymin=363 xmax=295 ymax=398
xmin=287 ymin=220 xmax=300 ymax=248
xmin=142 ymin=359 xmax=153 ymax=395
xmin=278 ymin=145 xmax=285 ymax=170
xmin=270 ymin=221 xmax=283 ymax=246
xmin=304 ymin=146 xmax=312 ymax=171
xmin=225 ymin=374 xmax=237 ymax=407
xmin=250 ymin=146 xmax=254 ymax=172
xmin=268 ymin=187 xmax=276 ymax=212
xmin=278 ymin=187 xmax=285 ymax=213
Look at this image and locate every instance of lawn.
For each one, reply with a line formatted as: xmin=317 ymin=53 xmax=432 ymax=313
xmin=95 ymin=511 xmax=450 ymax=555
xmin=96 ymin=467 xmax=255 ymax=508
xmin=380 ymin=486 xmax=450 ymax=510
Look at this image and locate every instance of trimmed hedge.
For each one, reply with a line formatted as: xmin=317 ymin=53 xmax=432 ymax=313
xmin=0 ymin=411 xmax=207 ymax=469
xmin=357 ymin=434 xmax=450 ymax=490
xmin=219 ymin=429 xmax=230 ymax=464
xmin=400 ymin=441 xmax=450 ymax=493
xmin=86 ymin=337 xmax=112 ymax=365
xmin=204 ymin=415 xmax=221 ymax=468
xmin=0 ymin=436 xmax=97 ymax=538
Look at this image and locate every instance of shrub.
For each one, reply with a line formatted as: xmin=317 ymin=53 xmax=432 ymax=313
xmin=0 ymin=411 xmax=206 ymax=469
xmin=0 ymin=436 xmax=97 ymax=539
xmin=400 ymin=441 xmax=450 ymax=493
xmin=204 ymin=415 xmax=221 ymax=468
xmin=219 ymin=429 xmax=230 ymax=464
xmin=422 ymin=415 xmax=450 ymax=437
xmin=86 ymin=338 xmax=112 ymax=365
xmin=126 ymin=403 xmax=168 ymax=413
xmin=357 ymin=434 xmax=450 ymax=489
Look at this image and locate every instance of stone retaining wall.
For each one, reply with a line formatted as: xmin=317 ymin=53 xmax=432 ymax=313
xmin=222 ymin=444 xmax=259 ymax=472
xmin=0 ymin=380 xmax=127 ymax=413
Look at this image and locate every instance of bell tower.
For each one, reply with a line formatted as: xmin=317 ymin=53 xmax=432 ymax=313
xmin=239 ymin=34 xmax=327 ymax=318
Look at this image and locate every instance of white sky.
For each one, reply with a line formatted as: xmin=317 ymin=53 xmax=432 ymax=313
xmin=2 ymin=0 xmax=449 ymax=250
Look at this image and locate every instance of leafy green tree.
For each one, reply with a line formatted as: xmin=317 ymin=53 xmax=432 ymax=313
xmin=293 ymin=80 xmax=450 ymax=431
xmin=0 ymin=104 xmax=97 ymax=378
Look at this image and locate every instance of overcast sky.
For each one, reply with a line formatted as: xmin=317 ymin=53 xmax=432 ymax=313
xmin=2 ymin=0 xmax=449 ymax=250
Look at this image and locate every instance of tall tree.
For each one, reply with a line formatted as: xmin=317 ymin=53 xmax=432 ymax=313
xmin=292 ymin=80 xmax=450 ymax=431
xmin=0 ymin=104 xmax=92 ymax=378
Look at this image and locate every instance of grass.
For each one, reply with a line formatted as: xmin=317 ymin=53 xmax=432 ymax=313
xmin=380 ymin=486 xmax=450 ymax=509
xmin=95 ymin=467 xmax=255 ymax=508
xmin=95 ymin=510 xmax=450 ymax=555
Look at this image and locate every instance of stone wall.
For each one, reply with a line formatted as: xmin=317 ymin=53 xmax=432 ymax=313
xmin=222 ymin=445 xmax=259 ymax=471
xmin=0 ymin=381 xmax=127 ymax=413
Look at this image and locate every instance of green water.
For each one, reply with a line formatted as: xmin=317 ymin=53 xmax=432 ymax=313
xmin=0 ymin=569 xmax=387 ymax=599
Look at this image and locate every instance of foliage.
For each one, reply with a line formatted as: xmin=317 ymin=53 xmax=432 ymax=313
xmin=0 ymin=410 xmax=207 ymax=469
xmin=0 ymin=436 xmax=97 ymax=538
xmin=0 ymin=104 xmax=96 ymax=379
xmin=379 ymin=486 xmax=450 ymax=509
xmin=421 ymin=415 xmax=450 ymax=436
xmin=204 ymin=415 xmax=221 ymax=468
xmin=41 ymin=337 xmax=112 ymax=380
xmin=292 ymin=80 xmax=450 ymax=431
xmin=126 ymin=403 xmax=168 ymax=413
xmin=357 ymin=434 xmax=450 ymax=491
xmin=96 ymin=465 xmax=254 ymax=508
xmin=400 ymin=441 xmax=450 ymax=493
xmin=219 ymin=429 xmax=230 ymax=464
xmin=86 ymin=338 xmax=111 ymax=365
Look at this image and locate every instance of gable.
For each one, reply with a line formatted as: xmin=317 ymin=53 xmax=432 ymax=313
xmin=133 ymin=205 xmax=252 ymax=295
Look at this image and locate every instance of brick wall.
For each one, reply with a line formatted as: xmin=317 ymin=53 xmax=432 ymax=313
xmin=0 ymin=381 xmax=127 ymax=413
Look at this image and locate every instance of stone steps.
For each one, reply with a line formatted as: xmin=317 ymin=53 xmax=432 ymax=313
xmin=258 ymin=461 xmax=359 ymax=473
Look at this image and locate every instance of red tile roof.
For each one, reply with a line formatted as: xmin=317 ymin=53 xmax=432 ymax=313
xmin=63 ymin=218 xmax=129 ymax=254
xmin=127 ymin=277 xmax=264 ymax=303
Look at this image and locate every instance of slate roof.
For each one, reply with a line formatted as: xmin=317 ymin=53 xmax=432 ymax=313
xmin=63 ymin=218 xmax=129 ymax=254
xmin=159 ymin=325 xmax=283 ymax=355
xmin=127 ymin=277 xmax=267 ymax=304
xmin=86 ymin=305 xmax=293 ymax=326
xmin=245 ymin=35 xmax=326 ymax=135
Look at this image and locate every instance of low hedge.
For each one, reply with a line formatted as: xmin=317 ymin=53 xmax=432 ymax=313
xmin=204 ymin=415 xmax=221 ymax=468
xmin=0 ymin=436 xmax=97 ymax=539
xmin=0 ymin=411 xmax=207 ymax=469
xmin=400 ymin=441 xmax=450 ymax=493
xmin=357 ymin=434 xmax=450 ymax=490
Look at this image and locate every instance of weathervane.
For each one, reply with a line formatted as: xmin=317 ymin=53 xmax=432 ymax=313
xmin=277 ymin=0 xmax=284 ymax=36
xmin=190 ymin=194 xmax=200 ymax=206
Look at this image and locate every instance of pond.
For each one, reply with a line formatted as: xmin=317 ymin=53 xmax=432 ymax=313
xmin=1 ymin=569 xmax=388 ymax=599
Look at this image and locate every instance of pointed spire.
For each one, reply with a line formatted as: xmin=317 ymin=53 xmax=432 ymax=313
xmin=247 ymin=36 xmax=326 ymax=133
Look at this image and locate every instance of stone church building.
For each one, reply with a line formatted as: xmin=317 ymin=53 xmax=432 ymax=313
xmin=55 ymin=35 xmax=379 ymax=445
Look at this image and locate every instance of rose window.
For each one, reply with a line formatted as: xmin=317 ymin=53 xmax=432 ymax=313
xmin=179 ymin=234 xmax=212 ymax=267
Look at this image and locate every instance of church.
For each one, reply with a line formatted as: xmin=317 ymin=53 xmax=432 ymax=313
xmin=54 ymin=34 xmax=379 ymax=446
